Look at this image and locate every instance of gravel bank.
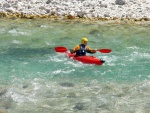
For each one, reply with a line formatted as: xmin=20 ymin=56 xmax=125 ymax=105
xmin=0 ymin=0 xmax=150 ymax=21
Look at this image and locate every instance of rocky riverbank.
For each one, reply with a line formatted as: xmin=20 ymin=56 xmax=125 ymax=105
xmin=0 ymin=0 xmax=150 ymax=22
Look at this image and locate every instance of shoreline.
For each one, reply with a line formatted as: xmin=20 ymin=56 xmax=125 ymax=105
xmin=1 ymin=11 xmax=150 ymax=25
xmin=0 ymin=0 xmax=150 ymax=24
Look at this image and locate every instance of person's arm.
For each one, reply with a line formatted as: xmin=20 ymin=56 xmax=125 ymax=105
xmin=70 ymin=45 xmax=80 ymax=53
xmin=86 ymin=46 xmax=97 ymax=53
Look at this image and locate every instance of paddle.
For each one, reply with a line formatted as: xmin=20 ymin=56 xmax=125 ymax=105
xmin=55 ymin=46 xmax=111 ymax=53
xmin=98 ymin=49 xmax=111 ymax=53
xmin=55 ymin=46 xmax=67 ymax=53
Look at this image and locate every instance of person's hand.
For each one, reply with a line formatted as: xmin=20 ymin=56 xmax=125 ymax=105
xmin=91 ymin=50 xmax=97 ymax=53
xmin=70 ymin=49 xmax=75 ymax=53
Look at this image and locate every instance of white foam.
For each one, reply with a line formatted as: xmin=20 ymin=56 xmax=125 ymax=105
xmin=0 ymin=28 xmax=5 ymax=34
xmin=102 ymin=55 xmax=118 ymax=66
xmin=52 ymin=69 xmax=75 ymax=75
xmin=49 ymin=54 xmax=66 ymax=62
xmin=45 ymin=41 xmax=55 ymax=46
xmin=127 ymin=46 xmax=139 ymax=50
xmin=12 ymin=40 xmax=22 ymax=44
xmin=141 ymin=53 xmax=150 ymax=58
xmin=3 ymin=77 xmax=150 ymax=113
xmin=40 ymin=25 xmax=48 ymax=28
xmin=6 ymin=86 xmax=37 ymax=104
xmin=131 ymin=51 xmax=150 ymax=59
xmin=64 ymin=60 xmax=83 ymax=67
xmin=8 ymin=29 xmax=29 ymax=36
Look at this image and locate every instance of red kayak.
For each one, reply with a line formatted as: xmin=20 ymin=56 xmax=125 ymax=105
xmin=55 ymin=46 xmax=111 ymax=65
xmin=67 ymin=53 xmax=105 ymax=65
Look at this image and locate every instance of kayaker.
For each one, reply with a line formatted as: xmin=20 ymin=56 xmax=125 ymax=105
xmin=70 ymin=38 xmax=97 ymax=56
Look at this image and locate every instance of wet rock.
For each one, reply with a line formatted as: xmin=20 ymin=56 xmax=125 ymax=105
xmin=59 ymin=82 xmax=74 ymax=87
xmin=73 ymin=102 xmax=86 ymax=110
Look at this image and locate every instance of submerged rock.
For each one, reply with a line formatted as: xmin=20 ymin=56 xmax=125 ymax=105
xmin=59 ymin=82 xmax=74 ymax=87
xmin=89 ymin=29 xmax=99 ymax=35
xmin=0 ymin=87 xmax=7 ymax=96
xmin=73 ymin=102 xmax=86 ymax=110
xmin=22 ymin=84 xmax=28 ymax=89
xmin=66 ymin=92 xmax=77 ymax=98
xmin=0 ymin=98 xmax=14 ymax=109
xmin=0 ymin=110 xmax=9 ymax=113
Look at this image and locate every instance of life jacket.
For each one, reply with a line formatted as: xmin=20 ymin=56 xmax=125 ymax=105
xmin=76 ymin=44 xmax=87 ymax=56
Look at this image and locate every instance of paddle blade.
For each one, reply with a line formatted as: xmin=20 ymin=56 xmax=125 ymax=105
xmin=55 ymin=46 xmax=67 ymax=53
xmin=98 ymin=49 xmax=112 ymax=53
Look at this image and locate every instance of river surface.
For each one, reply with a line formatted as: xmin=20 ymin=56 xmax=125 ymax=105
xmin=0 ymin=18 xmax=150 ymax=113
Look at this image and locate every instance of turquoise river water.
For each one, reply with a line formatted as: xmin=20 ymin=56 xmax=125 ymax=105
xmin=0 ymin=18 xmax=150 ymax=113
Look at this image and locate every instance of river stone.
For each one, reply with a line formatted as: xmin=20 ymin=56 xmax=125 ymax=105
xmin=115 ymin=0 xmax=126 ymax=5
xmin=3 ymin=3 xmax=11 ymax=8
xmin=46 ymin=0 xmax=51 ymax=4
xmin=68 ymin=11 xmax=76 ymax=18
xmin=77 ymin=11 xmax=85 ymax=18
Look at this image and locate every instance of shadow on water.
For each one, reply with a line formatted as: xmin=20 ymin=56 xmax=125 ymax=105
xmin=2 ymin=47 xmax=55 ymax=58
xmin=89 ymin=29 xmax=99 ymax=35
